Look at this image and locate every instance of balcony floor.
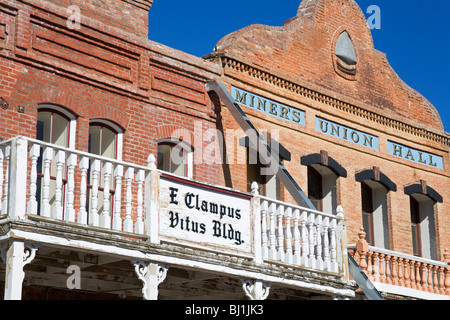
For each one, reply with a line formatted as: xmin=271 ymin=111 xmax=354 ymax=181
xmin=0 ymin=218 xmax=356 ymax=300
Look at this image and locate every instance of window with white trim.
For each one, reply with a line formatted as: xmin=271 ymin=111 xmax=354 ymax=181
xmin=36 ymin=105 xmax=77 ymax=216
xmin=87 ymin=120 xmax=123 ymax=224
xmin=157 ymin=139 xmax=193 ymax=178
xmin=89 ymin=120 xmax=123 ymax=160
xmin=410 ymin=194 xmax=437 ymax=260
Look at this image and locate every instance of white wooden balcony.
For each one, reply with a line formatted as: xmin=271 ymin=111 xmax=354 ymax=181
xmin=348 ymin=227 xmax=450 ymax=300
xmin=0 ymin=136 xmax=355 ymax=300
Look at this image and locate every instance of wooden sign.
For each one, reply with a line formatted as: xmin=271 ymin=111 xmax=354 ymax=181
xmin=159 ymin=176 xmax=253 ymax=254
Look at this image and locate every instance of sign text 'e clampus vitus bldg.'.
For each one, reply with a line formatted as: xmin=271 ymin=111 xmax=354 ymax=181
xmin=159 ymin=177 xmax=252 ymax=254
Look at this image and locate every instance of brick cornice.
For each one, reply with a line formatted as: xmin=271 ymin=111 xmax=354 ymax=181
xmin=219 ymin=56 xmax=450 ymax=147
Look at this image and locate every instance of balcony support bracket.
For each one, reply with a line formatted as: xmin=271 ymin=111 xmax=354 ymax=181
xmin=3 ymin=240 xmax=39 ymax=300
xmin=242 ymin=279 xmax=271 ymax=300
xmin=133 ymin=260 xmax=168 ymax=300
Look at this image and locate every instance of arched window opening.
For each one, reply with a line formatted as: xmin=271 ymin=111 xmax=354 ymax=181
xmin=356 ymin=167 xmax=396 ymax=250
xmin=157 ymin=139 xmax=193 ymax=178
xmin=36 ymin=105 xmax=77 ymax=217
xmin=86 ymin=120 xmax=123 ymax=226
xmin=405 ymin=181 xmax=441 ymax=260
xmin=409 ymin=194 xmax=437 ymax=260
xmin=301 ymin=151 xmax=346 ymax=214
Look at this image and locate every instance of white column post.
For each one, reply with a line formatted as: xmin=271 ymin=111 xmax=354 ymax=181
xmin=112 ymin=164 xmax=123 ymax=231
xmin=336 ymin=205 xmax=349 ymax=280
xmin=77 ymin=157 xmax=89 ymax=225
xmin=4 ymin=241 xmax=38 ymax=300
xmin=7 ymin=137 xmax=28 ymax=220
xmin=52 ymin=150 xmax=65 ymax=220
xmin=41 ymin=147 xmax=53 ymax=218
xmin=251 ymin=182 xmax=262 ymax=264
xmin=123 ymin=167 xmax=135 ymax=233
xmin=146 ymin=155 xmax=160 ymax=244
xmin=26 ymin=144 xmax=41 ymax=215
xmin=65 ymin=153 xmax=77 ymax=223
xmin=100 ymin=162 xmax=112 ymax=229
xmin=89 ymin=159 xmax=101 ymax=227
xmin=135 ymin=169 xmax=145 ymax=234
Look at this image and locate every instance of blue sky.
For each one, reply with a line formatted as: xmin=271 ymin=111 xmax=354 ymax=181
xmin=148 ymin=0 xmax=450 ymax=132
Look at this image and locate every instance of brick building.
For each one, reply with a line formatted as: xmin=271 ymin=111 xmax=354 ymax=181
xmin=0 ymin=0 xmax=448 ymax=300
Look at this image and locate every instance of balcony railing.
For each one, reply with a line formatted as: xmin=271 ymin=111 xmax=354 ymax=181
xmin=0 ymin=136 xmax=151 ymax=235
xmin=0 ymin=136 xmax=350 ymax=285
xmin=258 ymin=196 xmax=346 ymax=274
xmin=349 ymin=227 xmax=450 ymax=300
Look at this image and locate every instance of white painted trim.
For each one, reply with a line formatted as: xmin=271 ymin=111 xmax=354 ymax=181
xmin=373 ymin=282 xmax=449 ymax=300
xmin=347 ymin=244 xmax=448 ymax=268
xmin=9 ymin=229 xmax=355 ymax=298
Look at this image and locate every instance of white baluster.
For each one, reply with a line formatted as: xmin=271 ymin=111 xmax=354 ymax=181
xmin=100 ymin=162 xmax=112 ymax=229
xmin=123 ymin=167 xmax=134 ymax=233
xmin=112 ymin=165 xmax=123 ymax=231
xmin=26 ymin=144 xmax=41 ymax=215
xmin=315 ymin=214 xmax=323 ymax=271
xmin=41 ymin=147 xmax=53 ymax=217
xmin=277 ymin=205 xmax=285 ymax=262
xmin=78 ymin=157 xmax=89 ymax=225
xmin=0 ymin=147 xmax=4 ymax=214
xmin=293 ymin=209 xmax=301 ymax=265
xmin=135 ymin=169 xmax=145 ymax=234
xmin=261 ymin=201 xmax=268 ymax=260
xmin=1 ymin=146 xmax=10 ymax=215
xmin=285 ymin=207 xmax=293 ymax=264
xmin=300 ymin=211 xmax=308 ymax=267
xmin=308 ymin=213 xmax=316 ymax=269
xmin=52 ymin=150 xmax=65 ymax=220
xmin=65 ymin=153 xmax=77 ymax=222
xmin=89 ymin=159 xmax=101 ymax=227
xmin=323 ymin=216 xmax=330 ymax=271
xmin=330 ymin=218 xmax=338 ymax=273
xmin=268 ymin=203 xmax=277 ymax=260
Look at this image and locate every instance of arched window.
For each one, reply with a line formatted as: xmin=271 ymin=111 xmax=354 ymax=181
xmin=37 ymin=105 xmax=77 ymax=148
xmin=89 ymin=120 xmax=123 ymax=160
xmin=301 ymin=151 xmax=347 ymax=214
xmin=157 ymin=139 xmax=193 ymax=178
xmin=87 ymin=120 xmax=124 ymax=224
xmin=36 ymin=105 xmax=77 ymax=216
xmin=241 ymin=136 xmax=291 ymax=200
xmin=356 ymin=167 xmax=396 ymax=249
xmin=405 ymin=181 xmax=442 ymax=260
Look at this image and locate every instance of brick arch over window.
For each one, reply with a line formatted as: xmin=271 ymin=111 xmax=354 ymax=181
xmin=34 ymin=87 xmax=130 ymax=130
xmin=87 ymin=104 xmax=129 ymax=131
xmin=35 ymin=88 xmax=85 ymax=116
xmin=156 ymin=125 xmax=194 ymax=147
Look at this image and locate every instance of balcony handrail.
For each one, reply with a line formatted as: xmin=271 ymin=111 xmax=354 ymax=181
xmin=7 ymin=136 xmax=151 ymax=172
xmin=348 ymin=244 xmax=448 ymax=268
xmin=258 ymin=194 xmax=338 ymax=220
xmin=0 ymin=136 xmax=351 ymax=282
xmin=348 ymin=227 xmax=450 ymax=298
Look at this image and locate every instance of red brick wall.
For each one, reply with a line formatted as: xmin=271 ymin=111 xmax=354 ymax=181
xmin=0 ymin=0 xmax=221 ymax=182
xmin=1 ymin=0 xmax=448 ymax=261
xmin=210 ymin=0 xmax=450 ymax=259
